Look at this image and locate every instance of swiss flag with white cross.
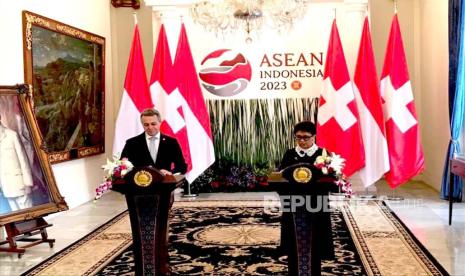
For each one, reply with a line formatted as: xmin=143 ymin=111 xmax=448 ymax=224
xmin=150 ymin=24 xmax=215 ymax=183
xmin=380 ymin=14 xmax=424 ymax=188
xmin=317 ymin=19 xmax=365 ymax=177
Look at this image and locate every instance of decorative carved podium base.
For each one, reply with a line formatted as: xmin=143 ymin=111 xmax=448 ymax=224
xmin=268 ymin=166 xmax=336 ymax=276
xmin=112 ymin=167 xmax=184 ymax=276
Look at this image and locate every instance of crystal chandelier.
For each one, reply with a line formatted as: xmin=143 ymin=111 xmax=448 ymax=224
xmin=190 ymin=0 xmax=309 ymax=43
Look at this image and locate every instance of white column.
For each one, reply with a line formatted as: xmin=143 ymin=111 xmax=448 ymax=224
xmin=144 ymin=0 xmax=194 ymax=59
xmin=340 ymin=0 xmax=369 ymax=76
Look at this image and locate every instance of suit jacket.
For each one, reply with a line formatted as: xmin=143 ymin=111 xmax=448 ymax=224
xmin=279 ymin=147 xmax=323 ymax=171
xmin=121 ymin=132 xmax=187 ymax=174
xmin=0 ymin=125 xmax=33 ymax=197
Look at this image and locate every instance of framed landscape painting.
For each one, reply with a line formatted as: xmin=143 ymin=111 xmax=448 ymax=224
xmin=0 ymin=85 xmax=68 ymax=226
xmin=22 ymin=11 xmax=105 ymax=163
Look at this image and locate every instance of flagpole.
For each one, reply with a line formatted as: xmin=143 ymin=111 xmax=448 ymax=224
xmin=355 ymin=187 xmax=377 ymax=199
xmin=182 ymin=179 xmax=198 ymax=198
xmin=387 ymin=188 xmax=404 ymax=201
xmin=133 ymin=11 xmax=138 ymax=25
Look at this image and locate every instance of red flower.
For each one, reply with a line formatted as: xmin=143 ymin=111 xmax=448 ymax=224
xmin=211 ymin=181 xmax=220 ymax=189
xmin=259 ymin=181 xmax=269 ymax=187
xmin=113 ymin=170 xmax=121 ymax=178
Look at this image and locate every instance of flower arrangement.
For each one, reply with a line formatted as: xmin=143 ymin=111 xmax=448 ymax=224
xmin=95 ymin=154 xmax=134 ymax=200
xmin=313 ymin=149 xmax=353 ymax=197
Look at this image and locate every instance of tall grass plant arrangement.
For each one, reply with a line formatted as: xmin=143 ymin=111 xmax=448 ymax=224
xmin=192 ymin=97 xmax=319 ymax=192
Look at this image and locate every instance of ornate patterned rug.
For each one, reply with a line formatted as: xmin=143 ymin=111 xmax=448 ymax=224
xmin=340 ymin=201 xmax=449 ymax=276
xmin=22 ymin=200 xmax=448 ymax=276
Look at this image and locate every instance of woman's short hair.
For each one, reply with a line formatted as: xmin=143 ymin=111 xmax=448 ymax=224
xmin=293 ymin=121 xmax=316 ymax=135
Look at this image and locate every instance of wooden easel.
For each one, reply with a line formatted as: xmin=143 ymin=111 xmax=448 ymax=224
xmin=0 ymin=217 xmax=55 ymax=258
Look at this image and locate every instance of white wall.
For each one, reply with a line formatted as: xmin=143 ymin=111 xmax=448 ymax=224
xmin=417 ymin=0 xmax=449 ymax=190
xmin=0 ymin=0 xmax=115 ymax=208
xmin=110 ymin=5 xmax=153 ymax=117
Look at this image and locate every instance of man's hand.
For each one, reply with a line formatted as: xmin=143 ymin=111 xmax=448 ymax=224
xmin=160 ymin=169 xmax=172 ymax=176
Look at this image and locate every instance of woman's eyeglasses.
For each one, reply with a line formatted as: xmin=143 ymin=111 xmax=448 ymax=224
xmin=294 ymin=135 xmax=313 ymax=141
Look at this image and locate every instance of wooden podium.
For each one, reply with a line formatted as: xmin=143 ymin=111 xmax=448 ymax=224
xmin=268 ymin=164 xmax=337 ymax=276
xmin=112 ymin=166 xmax=184 ymax=276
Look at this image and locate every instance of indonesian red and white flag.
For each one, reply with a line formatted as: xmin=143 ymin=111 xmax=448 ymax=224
xmin=380 ymin=15 xmax=424 ymax=188
xmin=352 ymin=17 xmax=390 ymax=187
xmin=317 ymin=19 xmax=365 ymax=177
xmin=113 ymin=24 xmax=152 ymax=155
xmin=150 ymin=24 xmax=215 ymax=183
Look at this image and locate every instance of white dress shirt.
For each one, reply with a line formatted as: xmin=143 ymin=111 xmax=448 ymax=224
xmin=146 ymin=132 xmax=161 ymax=161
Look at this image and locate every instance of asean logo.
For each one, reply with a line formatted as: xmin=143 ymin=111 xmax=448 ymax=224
xmin=199 ymin=49 xmax=252 ymax=97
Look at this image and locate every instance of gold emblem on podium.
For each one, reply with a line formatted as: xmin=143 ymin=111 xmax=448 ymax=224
xmin=293 ymin=167 xmax=312 ymax=183
xmin=134 ymin=170 xmax=153 ymax=187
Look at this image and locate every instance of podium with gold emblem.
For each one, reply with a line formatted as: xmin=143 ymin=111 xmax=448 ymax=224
xmin=269 ymin=163 xmax=337 ymax=276
xmin=111 ymin=166 xmax=184 ymax=276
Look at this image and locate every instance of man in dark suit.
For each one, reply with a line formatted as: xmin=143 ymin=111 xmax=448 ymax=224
xmin=121 ymin=108 xmax=187 ymax=175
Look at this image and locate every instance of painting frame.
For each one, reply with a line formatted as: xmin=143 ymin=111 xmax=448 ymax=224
xmin=22 ymin=11 xmax=105 ymax=164
xmin=0 ymin=84 xmax=68 ymax=226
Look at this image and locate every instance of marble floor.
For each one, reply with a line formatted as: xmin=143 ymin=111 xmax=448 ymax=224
xmin=0 ymin=181 xmax=464 ymax=276
xmin=378 ymin=181 xmax=465 ymax=276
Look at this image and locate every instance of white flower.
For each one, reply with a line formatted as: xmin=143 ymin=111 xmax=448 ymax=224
xmin=102 ymin=158 xmax=117 ymax=175
xmin=315 ymin=156 xmax=325 ymax=164
xmin=313 ymin=149 xmax=352 ymax=198
xmin=329 ymin=153 xmax=345 ymax=174
xmin=321 ymin=167 xmax=328 ymax=175
xmin=95 ymin=154 xmax=134 ymax=200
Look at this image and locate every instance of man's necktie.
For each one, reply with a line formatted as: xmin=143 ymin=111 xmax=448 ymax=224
xmin=149 ymin=136 xmax=157 ymax=163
